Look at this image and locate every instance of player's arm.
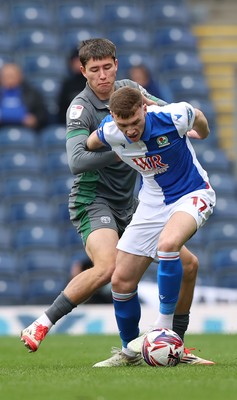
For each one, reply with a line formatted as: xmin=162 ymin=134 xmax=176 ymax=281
xmin=66 ymin=130 xmax=117 ymax=175
xmin=86 ymin=130 xmax=105 ymax=150
xmin=187 ymin=108 xmax=210 ymax=140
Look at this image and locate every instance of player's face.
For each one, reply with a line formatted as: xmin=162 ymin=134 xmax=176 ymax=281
xmin=112 ymin=105 xmax=147 ymax=142
xmin=81 ymin=56 xmax=118 ymax=100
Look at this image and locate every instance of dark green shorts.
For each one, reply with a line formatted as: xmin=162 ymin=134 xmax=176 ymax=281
xmin=69 ymin=197 xmax=138 ymax=245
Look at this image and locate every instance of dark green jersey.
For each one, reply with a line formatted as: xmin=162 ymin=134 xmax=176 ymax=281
xmin=66 ymin=79 xmax=166 ymax=209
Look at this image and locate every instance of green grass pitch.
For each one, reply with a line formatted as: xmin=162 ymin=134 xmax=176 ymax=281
xmin=0 ymin=334 xmax=237 ymax=400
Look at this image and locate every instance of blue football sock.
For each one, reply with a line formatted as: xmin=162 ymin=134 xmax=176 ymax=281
xmin=112 ymin=289 xmax=140 ymax=348
xmin=157 ymin=251 xmax=183 ymax=315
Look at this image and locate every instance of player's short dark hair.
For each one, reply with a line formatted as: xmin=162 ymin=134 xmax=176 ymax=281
xmin=109 ymin=87 xmax=143 ymax=119
xmin=78 ymin=38 xmax=116 ymax=67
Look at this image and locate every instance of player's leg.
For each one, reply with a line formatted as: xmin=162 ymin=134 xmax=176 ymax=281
xmin=21 ymin=200 xmax=120 ymax=352
xmin=93 ymin=250 xmax=151 ymax=367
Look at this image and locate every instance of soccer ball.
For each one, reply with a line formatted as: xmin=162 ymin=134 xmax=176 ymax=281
xmin=142 ymin=328 xmax=184 ymax=367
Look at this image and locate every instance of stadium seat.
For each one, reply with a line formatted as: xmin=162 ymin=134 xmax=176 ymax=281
xmin=196 ymin=148 xmax=233 ymax=173
xmin=43 ymin=150 xmax=70 ymax=176
xmin=158 ymin=51 xmax=203 ymax=76
xmin=0 ymin=278 xmax=24 ymax=305
xmin=106 ymin=28 xmax=151 ymax=51
xmin=13 ymin=223 xmax=61 ymax=251
xmin=57 ymin=4 xmax=98 ymax=26
xmin=167 ymin=75 xmax=209 ymax=101
xmin=209 ymin=172 xmax=237 ymax=197
xmin=0 ymin=225 xmax=13 ymax=250
xmin=16 ymin=29 xmax=60 ymax=52
xmin=0 ymin=150 xmax=43 ymax=177
xmin=0 ymin=31 xmax=15 ymax=53
xmin=29 ymin=76 xmax=61 ymax=101
xmin=24 ymin=276 xmax=66 ymax=305
xmin=48 ymin=174 xmax=74 ymax=198
xmin=101 ymin=4 xmax=144 ymax=26
xmin=51 ymin=198 xmax=70 ymax=222
xmin=62 ymin=225 xmax=84 ymax=252
xmin=9 ymin=200 xmax=55 ymax=225
xmin=203 ymin=221 xmax=237 ymax=249
xmin=211 ymin=245 xmax=237 ymax=271
xmin=0 ymin=251 xmax=18 ymax=277
xmin=2 ymin=175 xmax=48 ymax=200
xmin=11 ymin=3 xmax=54 ymax=27
xmin=153 ymin=27 xmax=197 ymax=52
xmin=0 ymin=54 xmax=13 ymax=68
xmin=61 ymin=28 xmax=104 ymax=51
xmin=0 ymin=203 xmax=9 ymax=224
xmin=118 ymin=51 xmax=157 ymax=77
xmin=213 ymin=196 xmax=237 ymax=222
xmin=146 ymin=2 xmax=190 ymax=27
xmin=20 ymin=249 xmax=68 ymax=278
xmin=40 ymin=125 xmax=66 ymax=150
xmin=21 ymin=53 xmax=66 ymax=77
xmin=0 ymin=126 xmax=38 ymax=151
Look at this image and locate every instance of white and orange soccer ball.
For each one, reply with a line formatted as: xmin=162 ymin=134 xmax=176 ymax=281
xmin=142 ymin=328 xmax=184 ymax=367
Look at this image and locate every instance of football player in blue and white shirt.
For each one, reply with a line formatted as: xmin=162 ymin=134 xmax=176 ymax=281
xmin=87 ymin=86 xmax=216 ymax=366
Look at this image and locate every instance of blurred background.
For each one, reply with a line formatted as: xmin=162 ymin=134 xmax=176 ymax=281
xmin=0 ymin=0 xmax=237 ymax=311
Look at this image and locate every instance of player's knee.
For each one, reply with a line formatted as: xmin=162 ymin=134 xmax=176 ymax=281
xmin=93 ymin=263 xmax=115 ymax=286
xmin=158 ymin=237 xmax=177 ymax=253
xmin=111 ymin=273 xmax=135 ymax=294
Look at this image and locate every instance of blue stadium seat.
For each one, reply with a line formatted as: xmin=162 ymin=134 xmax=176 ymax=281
xmin=51 ymin=198 xmax=70 ymax=222
xmin=153 ymin=27 xmax=197 ymax=51
xmin=24 ymin=276 xmax=66 ymax=305
xmin=13 ymin=223 xmax=61 ymax=251
xmin=48 ymin=174 xmax=74 ymax=198
xmin=21 ymin=53 xmax=67 ymax=77
xmin=43 ymin=150 xmax=70 ymax=176
xmin=0 ymin=150 xmax=43 ymax=176
xmin=29 ymin=76 xmax=61 ymax=100
xmin=9 ymin=200 xmax=55 ymax=224
xmin=0 ymin=31 xmax=15 ymax=53
xmin=0 ymin=251 xmax=18 ymax=277
xmin=40 ymin=125 xmax=66 ymax=150
xmin=11 ymin=3 xmax=54 ymax=27
xmin=20 ymin=249 xmax=68 ymax=278
xmin=196 ymin=148 xmax=233 ymax=173
xmin=62 ymin=226 xmax=84 ymax=252
xmin=203 ymin=221 xmax=237 ymax=248
xmin=0 ymin=126 xmax=38 ymax=151
xmin=209 ymin=172 xmax=237 ymax=197
xmin=106 ymin=28 xmax=151 ymax=51
xmin=57 ymin=4 xmax=98 ymax=26
xmin=101 ymin=4 xmax=144 ymax=26
xmin=211 ymin=245 xmax=237 ymax=271
xmin=0 ymin=203 xmax=9 ymax=224
xmin=0 ymin=6 xmax=9 ymax=30
xmin=0 ymin=225 xmax=13 ymax=250
xmin=146 ymin=2 xmax=190 ymax=27
xmin=2 ymin=175 xmax=48 ymax=200
xmin=0 ymin=55 xmax=13 ymax=69
xmin=118 ymin=52 xmax=156 ymax=77
xmin=62 ymin=28 xmax=104 ymax=51
xmin=0 ymin=278 xmax=24 ymax=305
xmin=167 ymin=75 xmax=209 ymax=101
xmin=213 ymin=196 xmax=237 ymax=222
xmin=16 ymin=29 xmax=60 ymax=52
xmin=159 ymin=51 xmax=203 ymax=76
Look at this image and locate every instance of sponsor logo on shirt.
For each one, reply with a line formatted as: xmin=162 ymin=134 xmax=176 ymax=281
xmin=157 ymin=135 xmax=169 ymax=147
xmin=100 ymin=216 xmax=111 ymax=224
xmin=132 ymin=154 xmax=169 ymax=174
xmin=69 ymin=105 xmax=84 ymax=119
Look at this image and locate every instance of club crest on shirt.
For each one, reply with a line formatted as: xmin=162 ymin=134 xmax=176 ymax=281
xmin=157 ymin=135 xmax=169 ymax=147
xmin=69 ymin=104 xmax=84 ymax=119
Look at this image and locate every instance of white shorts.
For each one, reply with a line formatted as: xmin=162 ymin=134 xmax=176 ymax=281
xmin=117 ymin=187 xmax=216 ymax=259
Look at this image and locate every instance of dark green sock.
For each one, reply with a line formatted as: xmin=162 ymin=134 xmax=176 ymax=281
xmin=45 ymin=292 xmax=77 ymax=324
xmin=172 ymin=313 xmax=190 ymax=342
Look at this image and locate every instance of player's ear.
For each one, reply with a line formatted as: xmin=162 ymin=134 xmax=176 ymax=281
xmin=143 ymin=103 xmax=147 ymax=115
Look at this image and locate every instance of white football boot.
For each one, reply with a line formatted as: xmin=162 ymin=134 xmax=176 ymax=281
xmin=93 ymin=347 xmax=143 ymax=367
